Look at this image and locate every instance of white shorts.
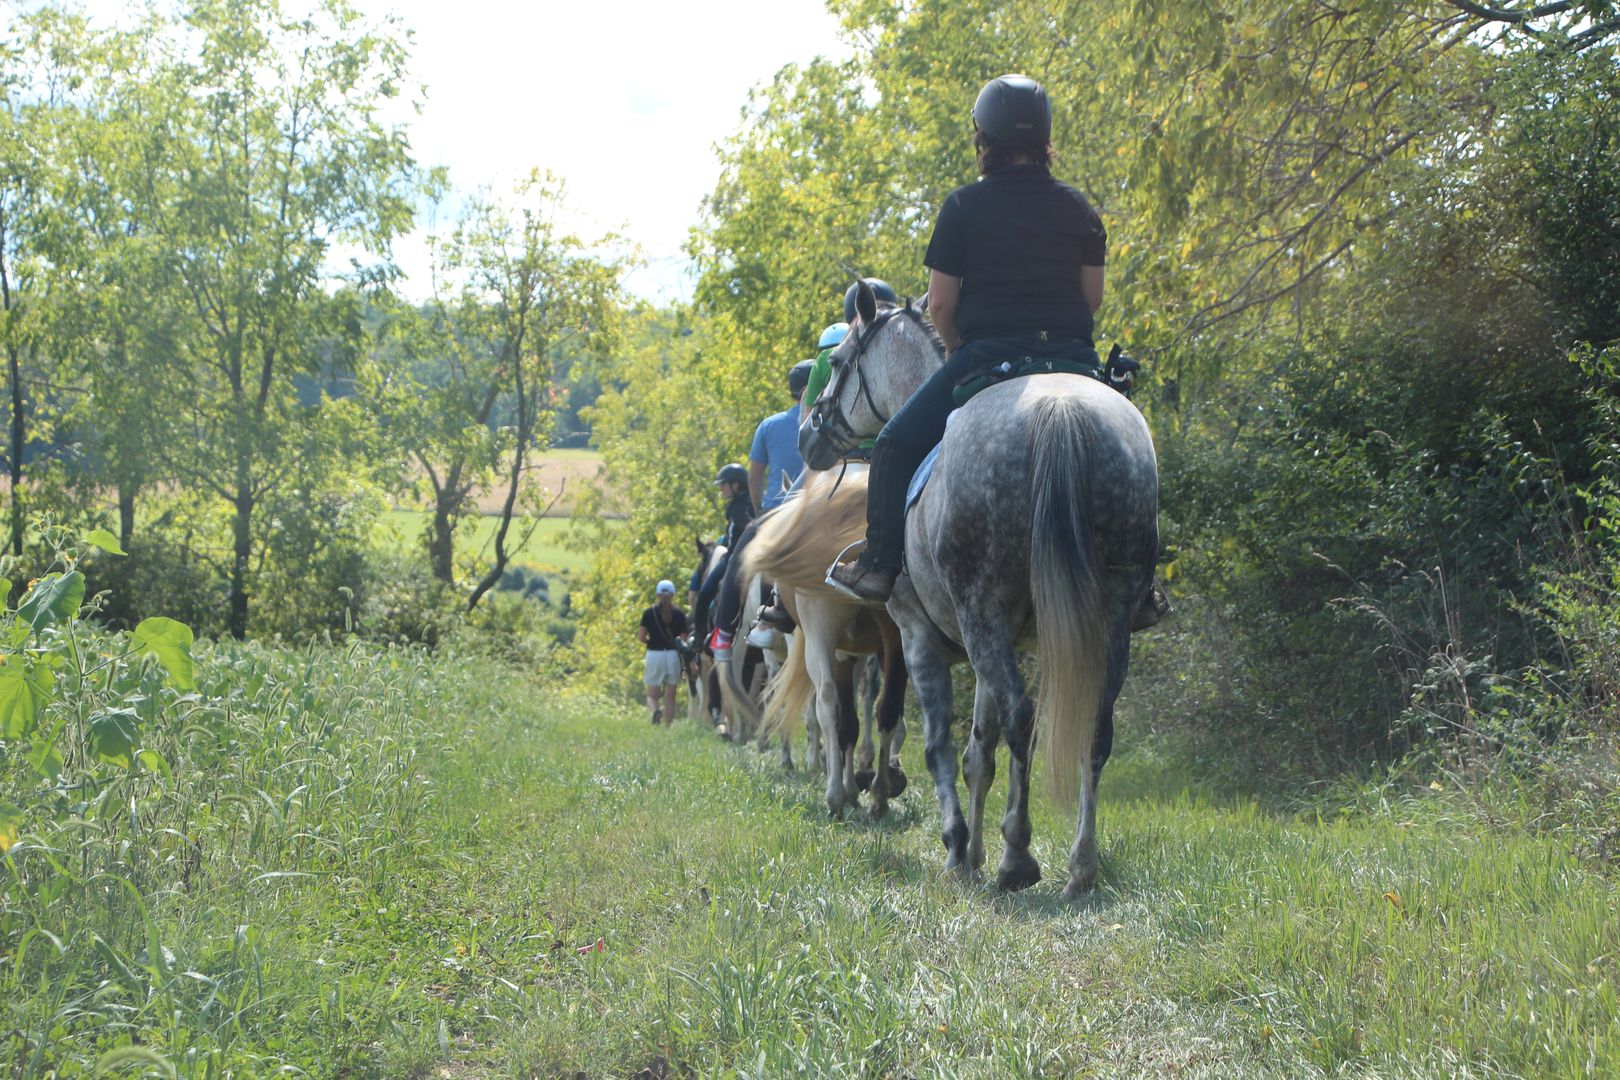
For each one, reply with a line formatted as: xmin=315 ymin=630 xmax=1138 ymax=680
xmin=643 ymin=649 xmax=682 ymax=687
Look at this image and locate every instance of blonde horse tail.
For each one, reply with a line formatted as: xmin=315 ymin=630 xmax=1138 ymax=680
xmin=763 ymin=625 xmax=812 ymax=742
xmin=1028 ymin=394 xmax=1107 ymax=809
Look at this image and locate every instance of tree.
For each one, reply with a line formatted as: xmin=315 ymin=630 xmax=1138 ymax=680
xmin=146 ymin=0 xmax=415 ymax=638
xmin=393 ymin=171 xmax=621 ymax=608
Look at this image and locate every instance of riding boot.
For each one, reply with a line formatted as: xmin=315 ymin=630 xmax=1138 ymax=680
xmin=1131 ymin=583 xmax=1172 ymax=632
xmin=827 ymin=439 xmax=910 ymax=602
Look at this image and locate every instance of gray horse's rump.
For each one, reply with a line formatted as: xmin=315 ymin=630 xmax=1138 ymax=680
xmin=904 ymin=374 xmax=1157 ymax=649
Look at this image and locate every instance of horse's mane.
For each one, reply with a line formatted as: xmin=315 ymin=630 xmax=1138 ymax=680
xmin=894 ymin=297 xmax=946 ymax=360
xmin=739 ymin=467 xmax=869 ymax=594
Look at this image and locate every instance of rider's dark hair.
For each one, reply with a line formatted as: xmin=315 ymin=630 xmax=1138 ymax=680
xmin=974 ymin=129 xmax=1055 ymax=175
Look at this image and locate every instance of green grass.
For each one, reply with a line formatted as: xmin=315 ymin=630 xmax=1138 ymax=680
xmin=377 ymin=510 xmax=609 ymax=576
xmin=4 ymin=642 xmax=1616 ymax=1077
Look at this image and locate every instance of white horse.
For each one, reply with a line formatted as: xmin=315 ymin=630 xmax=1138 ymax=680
xmin=742 ymin=464 xmax=910 ymax=818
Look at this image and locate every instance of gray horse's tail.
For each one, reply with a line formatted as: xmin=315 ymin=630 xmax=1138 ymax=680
xmin=1028 ymin=394 xmax=1107 ymax=808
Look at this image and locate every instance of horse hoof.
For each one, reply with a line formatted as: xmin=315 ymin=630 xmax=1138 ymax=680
xmin=996 ymin=853 xmax=1042 ymax=893
xmin=868 ymin=800 xmax=888 ymax=821
xmin=854 ymin=768 xmax=876 ymax=792
xmin=886 ymin=764 xmax=908 ymax=797
xmin=1061 ymin=874 xmax=1097 ymax=900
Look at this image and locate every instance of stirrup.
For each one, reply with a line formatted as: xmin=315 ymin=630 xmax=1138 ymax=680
xmin=824 ymin=538 xmax=867 ymax=583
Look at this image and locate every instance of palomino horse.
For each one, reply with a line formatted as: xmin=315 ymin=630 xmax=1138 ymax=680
xmin=741 ymin=464 xmax=910 ymax=818
xmin=800 ymin=284 xmax=1158 ymax=896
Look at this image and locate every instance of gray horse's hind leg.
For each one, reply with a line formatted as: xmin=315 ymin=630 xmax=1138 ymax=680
xmin=964 ymin=638 xmax=1040 ymax=892
xmin=962 ymin=678 xmax=999 ymax=873
xmin=1064 ymin=616 xmax=1132 ymax=899
xmin=896 ymin=625 xmax=965 ymax=868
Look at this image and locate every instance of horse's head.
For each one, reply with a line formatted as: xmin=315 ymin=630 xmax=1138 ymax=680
xmin=799 ymin=281 xmax=944 ymax=471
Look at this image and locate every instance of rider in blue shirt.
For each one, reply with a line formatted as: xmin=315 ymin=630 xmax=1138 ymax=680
xmin=748 ymin=361 xmax=812 ymax=510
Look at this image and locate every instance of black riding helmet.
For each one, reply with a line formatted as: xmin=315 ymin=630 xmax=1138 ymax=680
xmin=843 ymin=277 xmax=899 ymax=323
xmin=788 ymin=359 xmax=813 ymax=396
xmin=715 ymin=463 xmax=748 ymax=487
xmin=972 ymin=74 xmax=1051 ymax=144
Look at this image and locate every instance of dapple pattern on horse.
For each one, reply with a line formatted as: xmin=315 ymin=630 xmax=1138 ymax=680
xmin=799 ymin=282 xmax=1158 ymax=896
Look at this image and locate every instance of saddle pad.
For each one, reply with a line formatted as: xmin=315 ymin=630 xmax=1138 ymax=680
xmin=906 ymin=443 xmax=944 ymax=512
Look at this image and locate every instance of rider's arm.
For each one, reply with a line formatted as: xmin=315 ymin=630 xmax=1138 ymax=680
xmin=928 ymin=268 xmax=964 ymax=353
xmin=1081 ymin=264 xmax=1105 ymax=315
xmin=637 ymin=623 xmax=649 ymax=645
xmin=748 ymin=461 xmax=766 ymax=511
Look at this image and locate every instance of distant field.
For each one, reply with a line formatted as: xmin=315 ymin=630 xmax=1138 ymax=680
xmin=410 ymin=448 xmax=617 ymax=516
xmin=378 ymin=510 xmax=613 ymax=576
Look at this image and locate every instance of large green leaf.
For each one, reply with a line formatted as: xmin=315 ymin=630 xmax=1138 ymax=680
xmin=27 ymin=721 xmax=63 ymax=779
xmin=131 ymin=617 xmax=196 ymax=691
xmin=88 ymin=710 xmax=138 ymax=769
xmin=84 ymin=529 xmax=128 ymax=556
xmin=16 ymin=571 xmax=85 ymax=631
xmin=0 ymin=662 xmax=52 ymax=739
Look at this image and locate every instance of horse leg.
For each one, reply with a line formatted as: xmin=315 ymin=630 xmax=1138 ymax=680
xmin=836 ymin=666 xmax=860 ymax=806
xmin=805 ymin=636 xmax=852 ymax=817
xmin=856 ymin=654 xmax=879 ymax=773
xmin=899 ymin=630 xmax=964 ymax=870
xmin=868 ymin=639 xmax=909 ymax=820
xmin=964 ymin=639 xmax=1040 ymax=893
xmin=805 ymin=701 xmax=822 ymax=777
xmin=961 ymin=678 xmax=1000 ymax=874
xmin=1065 ymin=621 xmax=1131 ymax=899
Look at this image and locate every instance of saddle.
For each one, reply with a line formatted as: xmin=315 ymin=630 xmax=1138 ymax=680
xmin=912 ymin=346 xmax=1144 ymax=512
xmin=950 ymin=343 xmax=1140 ymax=408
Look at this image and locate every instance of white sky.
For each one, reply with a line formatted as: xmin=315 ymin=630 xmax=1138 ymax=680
xmin=363 ymin=0 xmax=852 ymax=300
xmin=54 ymin=0 xmax=853 ymax=301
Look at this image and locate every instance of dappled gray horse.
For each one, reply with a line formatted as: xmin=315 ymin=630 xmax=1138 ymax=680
xmin=800 ymin=285 xmax=1158 ymax=896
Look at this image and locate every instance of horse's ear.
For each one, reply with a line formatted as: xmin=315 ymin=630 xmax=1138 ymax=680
xmin=855 ymin=278 xmax=878 ymax=326
xmin=917 ymin=291 xmax=931 ymax=313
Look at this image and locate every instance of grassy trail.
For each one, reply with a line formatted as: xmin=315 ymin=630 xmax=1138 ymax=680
xmin=9 ymin=647 xmax=1617 ymax=1077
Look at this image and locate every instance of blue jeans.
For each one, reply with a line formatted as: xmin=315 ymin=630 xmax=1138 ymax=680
xmin=863 ymin=334 xmax=1098 ymax=571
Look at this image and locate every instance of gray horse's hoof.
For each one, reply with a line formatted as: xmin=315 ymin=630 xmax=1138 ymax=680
xmin=996 ymin=852 xmax=1042 ymax=893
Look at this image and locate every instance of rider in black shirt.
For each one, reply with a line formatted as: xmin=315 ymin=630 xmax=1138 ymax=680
xmin=695 ymin=463 xmax=756 ymax=655
xmin=828 ymin=74 xmax=1168 ymax=630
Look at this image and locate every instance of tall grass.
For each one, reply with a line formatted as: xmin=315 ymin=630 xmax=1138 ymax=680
xmin=3 ymin=630 xmax=1615 ymax=1076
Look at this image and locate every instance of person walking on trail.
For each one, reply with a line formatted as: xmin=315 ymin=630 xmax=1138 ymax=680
xmin=638 ymin=579 xmax=688 ymax=726
xmin=749 ymin=359 xmax=814 ymax=511
xmin=694 ymin=463 xmax=755 ymax=652
xmin=825 ymin=73 xmax=1168 ymax=630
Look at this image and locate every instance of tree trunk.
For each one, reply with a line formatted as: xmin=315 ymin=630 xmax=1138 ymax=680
xmin=467 ymin=366 xmax=529 ymax=612
xmin=228 ymin=467 xmax=253 ymax=640
xmin=1 ymin=207 xmax=22 ymax=560
xmin=118 ymin=483 xmax=137 ymax=553
xmin=7 ymin=340 xmax=21 ymax=559
xmin=429 ymin=488 xmax=456 ymax=584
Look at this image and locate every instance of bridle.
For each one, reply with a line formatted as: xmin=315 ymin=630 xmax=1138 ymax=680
xmin=806 ymin=305 xmax=904 ymax=454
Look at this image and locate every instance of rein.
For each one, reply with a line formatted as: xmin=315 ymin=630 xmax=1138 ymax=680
xmin=808 ymin=306 xmax=904 ymax=452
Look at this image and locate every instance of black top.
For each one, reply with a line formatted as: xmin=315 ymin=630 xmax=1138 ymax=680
xmin=722 ymin=492 xmax=755 ymax=551
xmin=923 ymin=164 xmax=1107 ymax=345
xmin=639 ymin=604 xmax=688 ymax=651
